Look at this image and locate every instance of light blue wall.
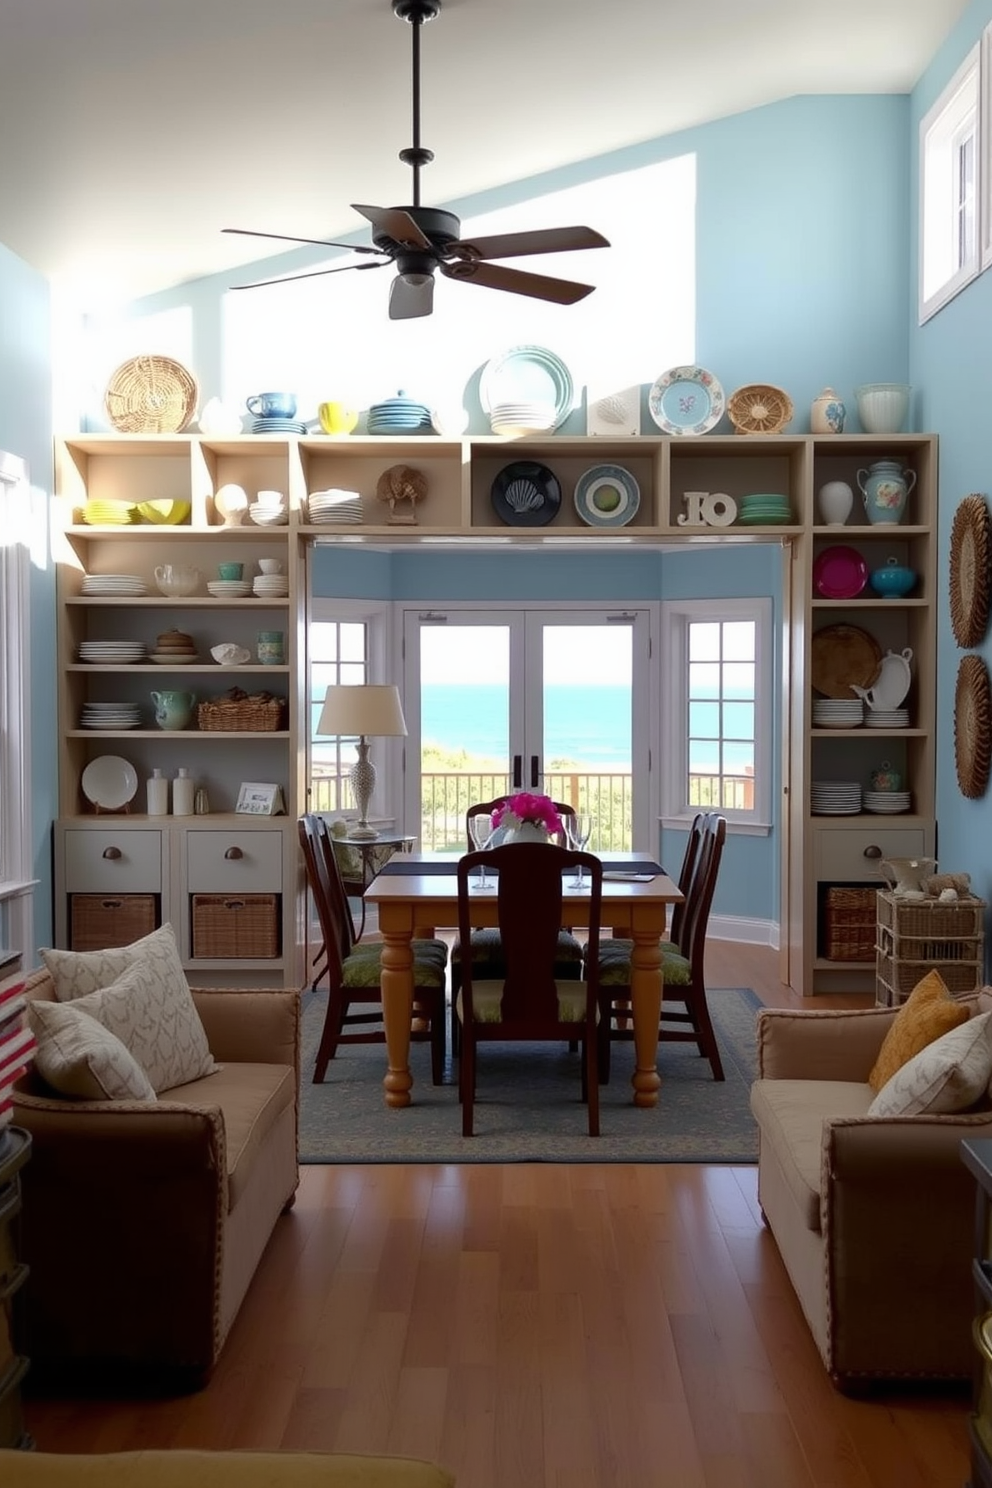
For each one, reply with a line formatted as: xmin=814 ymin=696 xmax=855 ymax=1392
xmin=912 ymin=0 xmax=992 ymax=907
xmin=0 ymin=241 xmax=56 ymax=947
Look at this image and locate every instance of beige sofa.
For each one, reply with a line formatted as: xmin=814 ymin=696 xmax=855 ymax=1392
xmin=13 ymin=968 xmax=300 ymax=1389
xmin=750 ymin=1000 xmax=992 ymax=1389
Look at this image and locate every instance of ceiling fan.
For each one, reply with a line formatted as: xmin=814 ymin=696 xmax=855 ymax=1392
xmin=223 ymin=0 xmax=609 ymax=320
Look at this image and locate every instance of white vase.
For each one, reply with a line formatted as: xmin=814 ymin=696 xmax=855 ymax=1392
xmin=810 ymin=387 xmax=846 ymax=434
xmin=503 ymin=822 xmax=550 ymax=844
xmin=817 ymin=480 xmax=854 ymax=526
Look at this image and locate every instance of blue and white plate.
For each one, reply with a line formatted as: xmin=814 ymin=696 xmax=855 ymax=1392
xmin=648 ymin=365 xmax=725 ymax=435
xmin=574 ymin=464 xmax=641 ymax=527
xmin=480 ymin=345 xmax=573 ymax=431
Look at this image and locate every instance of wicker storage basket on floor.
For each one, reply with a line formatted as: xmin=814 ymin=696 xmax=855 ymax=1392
xmin=823 ymin=885 xmax=878 ymax=961
xmin=69 ymin=894 xmax=158 ymax=952
xmin=197 ymin=689 xmax=286 ymax=732
xmin=191 ymin=893 xmax=280 ymax=958
xmin=875 ymin=889 xmax=986 ymax=1005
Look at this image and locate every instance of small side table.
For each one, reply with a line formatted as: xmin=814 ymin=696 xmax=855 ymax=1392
xmin=0 ymin=1126 xmax=33 ymax=1451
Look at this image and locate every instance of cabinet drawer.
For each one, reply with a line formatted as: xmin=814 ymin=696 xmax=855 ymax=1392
xmin=814 ymin=826 xmax=928 ymax=882
xmin=64 ymin=829 xmax=162 ymax=892
xmin=186 ymin=829 xmax=283 ymax=892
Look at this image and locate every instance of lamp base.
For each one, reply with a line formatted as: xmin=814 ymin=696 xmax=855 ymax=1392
xmin=349 ymin=738 xmax=380 ymax=842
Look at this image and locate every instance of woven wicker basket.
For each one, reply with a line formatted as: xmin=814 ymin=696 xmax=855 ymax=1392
xmin=823 ymin=885 xmax=878 ymax=961
xmin=104 ymin=355 xmax=199 ymax=434
xmin=197 ymin=690 xmax=286 ymax=732
xmin=191 ymin=894 xmax=280 ymax=958
xmin=69 ymin=894 xmax=157 ymax=952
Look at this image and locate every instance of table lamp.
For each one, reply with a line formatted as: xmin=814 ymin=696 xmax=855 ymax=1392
xmin=317 ymin=684 xmax=408 ymax=840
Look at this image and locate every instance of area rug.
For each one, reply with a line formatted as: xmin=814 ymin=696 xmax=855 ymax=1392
xmin=299 ymin=986 xmax=761 ymax=1164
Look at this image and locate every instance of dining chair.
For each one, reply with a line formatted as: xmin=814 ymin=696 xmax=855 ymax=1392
xmin=455 ymin=841 xmax=603 ymax=1136
xmin=450 ymin=797 xmax=584 ymax=1051
xmin=588 ymin=812 xmax=727 ymax=1082
xmin=298 ymin=813 xmax=449 ymax=1084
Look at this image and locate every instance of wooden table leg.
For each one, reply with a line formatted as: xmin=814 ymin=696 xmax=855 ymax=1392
xmin=629 ymin=928 xmax=662 ymax=1108
xmin=378 ymin=929 xmax=414 ymax=1108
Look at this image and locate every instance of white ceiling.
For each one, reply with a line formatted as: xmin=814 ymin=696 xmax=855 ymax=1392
xmin=0 ymin=0 xmax=968 ymax=309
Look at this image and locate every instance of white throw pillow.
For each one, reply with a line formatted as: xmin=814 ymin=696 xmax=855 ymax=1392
xmin=29 ymin=999 xmax=157 ymax=1101
xmin=867 ymin=1010 xmax=992 ymax=1116
xmin=40 ymin=923 xmax=184 ymax=1002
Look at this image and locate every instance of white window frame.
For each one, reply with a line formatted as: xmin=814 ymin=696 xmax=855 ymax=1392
xmin=660 ymin=597 xmax=772 ymax=836
xmin=919 ymin=41 xmax=982 ymax=323
xmin=0 ymin=451 xmax=35 ymax=963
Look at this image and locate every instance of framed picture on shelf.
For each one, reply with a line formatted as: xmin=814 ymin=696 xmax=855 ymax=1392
xmin=235 ymin=782 xmax=285 ymax=816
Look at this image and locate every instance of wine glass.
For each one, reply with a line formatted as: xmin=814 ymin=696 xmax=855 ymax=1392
xmin=565 ymin=812 xmax=593 ymax=888
xmin=469 ymin=811 xmax=495 ymax=888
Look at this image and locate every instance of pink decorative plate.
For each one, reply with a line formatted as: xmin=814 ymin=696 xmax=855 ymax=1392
xmin=813 ymin=545 xmax=868 ymax=600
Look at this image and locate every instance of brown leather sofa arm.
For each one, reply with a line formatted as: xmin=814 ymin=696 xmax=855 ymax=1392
xmin=191 ymin=987 xmax=299 ymax=1071
xmin=756 ymin=1005 xmax=899 ymax=1082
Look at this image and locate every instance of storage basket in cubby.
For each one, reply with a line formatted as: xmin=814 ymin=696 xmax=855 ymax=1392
xmin=196 ymin=689 xmax=286 ymax=732
xmin=70 ymin=894 xmax=158 ymax=952
xmin=191 ymin=894 xmax=280 ymax=959
xmin=823 ymin=886 xmax=878 ymax=961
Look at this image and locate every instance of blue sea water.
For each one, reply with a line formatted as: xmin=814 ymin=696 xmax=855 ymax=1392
xmin=421 ymin=683 xmax=631 ymax=767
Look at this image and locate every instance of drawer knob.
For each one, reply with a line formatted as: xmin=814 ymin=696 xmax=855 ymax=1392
xmin=224 ymin=846 xmax=244 ymax=860
xmin=863 ymin=845 xmax=882 ymax=860
xmin=102 ymin=846 xmax=123 ymax=860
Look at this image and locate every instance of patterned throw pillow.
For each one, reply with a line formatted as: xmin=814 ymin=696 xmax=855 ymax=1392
xmin=29 ymin=1000 xmax=157 ymax=1101
xmin=39 ymin=924 xmax=217 ymax=1092
xmin=868 ymin=969 xmax=971 ymax=1093
xmin=868 ymin=1011 xmax=992 ymax=1116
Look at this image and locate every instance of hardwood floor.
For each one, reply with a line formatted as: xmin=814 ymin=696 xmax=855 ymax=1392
xmin=21 ymin=943 xmax=971 ymax=1487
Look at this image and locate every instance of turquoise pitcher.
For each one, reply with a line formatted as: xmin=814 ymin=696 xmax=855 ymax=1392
xmin=151 ymin=690 xmax=195 ymax=731
xmin=856 ymin=460 xmax=916 ymax=524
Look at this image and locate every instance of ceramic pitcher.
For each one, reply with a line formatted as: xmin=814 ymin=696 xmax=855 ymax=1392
xmin=856 ymin=460 xmax=916 ymax=524
xmin=151 ymin=690 xmax=195 ymax=731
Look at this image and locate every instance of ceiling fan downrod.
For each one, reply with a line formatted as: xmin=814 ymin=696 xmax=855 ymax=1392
xmin=392 ymin=0 xmax=440 ymax=208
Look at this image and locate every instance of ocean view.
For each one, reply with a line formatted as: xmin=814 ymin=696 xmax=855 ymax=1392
xmin=421 ymin=682 xmax=631 ymax=768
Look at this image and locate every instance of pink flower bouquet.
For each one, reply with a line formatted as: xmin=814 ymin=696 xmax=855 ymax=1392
xmin=491 ymin=792 xmax=563 ymax=836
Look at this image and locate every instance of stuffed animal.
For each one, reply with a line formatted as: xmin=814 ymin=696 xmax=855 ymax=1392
xmin=921 ymin=871 xmax=972 ymax=899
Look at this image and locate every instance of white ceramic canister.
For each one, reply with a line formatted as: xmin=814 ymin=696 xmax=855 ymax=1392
xmin=172 ymin=767 xmax=195 ymax=815
xmin=817 ymin=480 xmax=854 ymax=526
xmin=147 ymin=768 xmax=169 ymax=816
xmin=810 ymin=387 xmax=846 ymax=434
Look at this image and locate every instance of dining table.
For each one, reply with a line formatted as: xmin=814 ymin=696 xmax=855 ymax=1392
xmin=364 ymin=851 xmax=683 ymax=1109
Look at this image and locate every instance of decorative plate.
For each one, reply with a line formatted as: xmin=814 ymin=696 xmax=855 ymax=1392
xmin=955 ymin=654 xmax=992 ymax=798
xmin=812 ymin=545 xmax=869 ymax=599
xmin=479 ymin=346 xmax=574 ymax=431
xmin=810 ymin=624 xmax=882 ymax=700
xmin=573 ymin=464 xmax=641 ymax=527
xmin=490 ymin=461 xmax=562 ymax=527
xmin=104 ymin=355 xmax=199 ymax=434
xmin=949 ymin=493 xmax=991 ymax=649
xmin=727 ymin=383 xmax=794 ymax=435
xmin=648 ymin=365 xmax=725 ymax=435
xmin=81 ymin=755 xmax=139 ymax=811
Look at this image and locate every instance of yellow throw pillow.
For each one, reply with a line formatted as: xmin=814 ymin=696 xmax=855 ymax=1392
xmin=869 ymin=969 xmax=970 ymax=1092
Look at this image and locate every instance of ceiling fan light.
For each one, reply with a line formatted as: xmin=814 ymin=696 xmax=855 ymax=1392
xmin=398 ymin=270 xmax=432 ymax=287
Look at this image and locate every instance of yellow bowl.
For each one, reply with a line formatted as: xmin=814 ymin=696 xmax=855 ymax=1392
xmin=136 ymin=498 xmax=191 ymax=525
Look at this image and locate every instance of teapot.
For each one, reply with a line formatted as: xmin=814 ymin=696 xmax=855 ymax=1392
xmin=151 ymin=690 xmax=196 ymax=731
xmin=154 ymin=563 xmax=200 ymax=597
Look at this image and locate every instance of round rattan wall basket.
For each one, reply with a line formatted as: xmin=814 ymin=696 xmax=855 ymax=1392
xmin=955 ymin=653 xmax=992 ymax=798
xmin=104 ymin=355 xmax=199 ymax=434
xmin=949 ymin=493 xmax=991 ymax=649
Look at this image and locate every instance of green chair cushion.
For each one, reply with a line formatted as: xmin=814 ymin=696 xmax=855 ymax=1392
xmin=346 ymin=938 xmax=448 ymax=968
xmin=342 ymin=949 xmax=447 ymax=990
xmin=452 ymin=927 xmax=582 ymax=967
xmin=587 ymin=937 xmax=677 ymax=962
xmin=594 ymin=946 xmax=691 ymax=988
xmin=456 ymin=980 xmax=593 ymax=1025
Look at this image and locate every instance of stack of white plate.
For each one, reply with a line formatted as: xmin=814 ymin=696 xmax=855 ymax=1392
xmin=78 ymin=640 xmax=146 ymax=664
xmin=812 ymin=698 xmax=863 ymax=728
xmin=308 ymin=489 xmax=363 ymax=524
xmin=863 ymin=790 xmax=912 ymax=814
xmin=80 ymin=702 xmax=143 ymax=729
xmin=810 ymin=781 xmax=862 ymax=814
xmin=253 ymin=574 xmax=289 ymax=597
xmin=489 ymin=400 xmax=557 ymax=436
xmin=81 ymin=574 xmax=148 ymax=596
xmin=206 ymin=579 xmax=252 ymax=598
xmin=864 ymin=708 xmax=910 ymax=728
xmin=247 ymin=503 xmax=288 ymax=526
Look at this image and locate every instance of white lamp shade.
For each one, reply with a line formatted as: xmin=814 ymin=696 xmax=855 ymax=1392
xmin=317 ymin=683 xmax=408 ymax=738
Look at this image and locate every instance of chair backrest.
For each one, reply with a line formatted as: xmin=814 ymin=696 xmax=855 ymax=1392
xmin=678 ymin=813 xmax=727 ymax=979
xmin=457 ymin=842 xmax=601 ymax=1024
xmin=466 ymin=796 xmax=576 ymax=850
xmin=298 ymin=814 xmax=352 ymax=981
xmin=669 ymin=810 xmax=712 ymax=946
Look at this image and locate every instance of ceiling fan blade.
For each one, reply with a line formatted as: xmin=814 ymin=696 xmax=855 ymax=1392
xmin=352 ymin=204 xmax=433 ymax=250
xmin=222 ymin=227 xmax=384 ymax=257
xmin=448 ymin=225 xmax=610 ymax=261
xmin=230 ymin=260 xmax=387 ymax=291
xmin=440 ymin=259 xmax=595 ymax=305
xmin=389 ymin=271 xmax=435 ymax=320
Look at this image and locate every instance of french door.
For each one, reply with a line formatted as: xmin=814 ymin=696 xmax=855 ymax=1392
xmin=401 ymin=605 xmax=654 ymax=852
